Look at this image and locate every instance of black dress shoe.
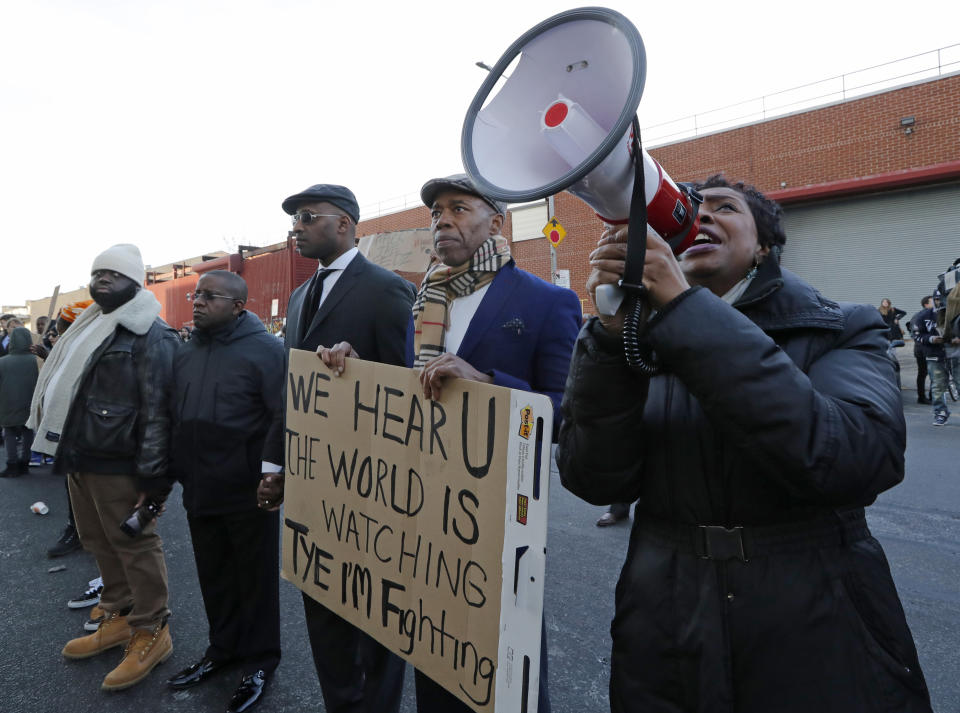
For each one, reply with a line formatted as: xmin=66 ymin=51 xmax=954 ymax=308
xmin=596 ymin=511 xmax=626 ymax=527
xmin=167 ymin=656 xmax=225 ymax=689
xmin=227 ymin=671 xmax=268 ymax=713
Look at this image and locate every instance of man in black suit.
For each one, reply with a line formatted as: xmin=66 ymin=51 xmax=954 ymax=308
xmin=257 ymin=184 xmax=414 ymax=713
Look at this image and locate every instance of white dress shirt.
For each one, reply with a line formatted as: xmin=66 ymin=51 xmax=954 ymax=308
xmin=444 ymin=283 xmax=490 ymax=355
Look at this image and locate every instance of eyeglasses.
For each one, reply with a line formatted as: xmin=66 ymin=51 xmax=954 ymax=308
xmin=186 ymin=291 xmax=236 ymax=303
xmin=290 ymin=212 xmax=342 ymax=226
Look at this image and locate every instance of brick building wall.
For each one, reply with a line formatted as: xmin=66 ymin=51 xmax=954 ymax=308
xmin=354 ymin=74 xmax=960 ymax=313
xmin=652 ymin=73 xmax=960 ymax=194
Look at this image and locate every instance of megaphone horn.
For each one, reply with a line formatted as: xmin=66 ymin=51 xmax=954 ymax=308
xmin=461 ymin=6 xmax=702 ymax=318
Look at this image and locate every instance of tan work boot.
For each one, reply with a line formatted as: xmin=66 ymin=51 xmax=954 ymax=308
xmin=101 ymin=621 xmax=173 ymax=691
xmin=62 ymin=611 xmax=131 ymax=659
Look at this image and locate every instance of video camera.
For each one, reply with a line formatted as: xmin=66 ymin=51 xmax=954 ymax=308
xmin=935 ymin=258 xmax=960 ymax=339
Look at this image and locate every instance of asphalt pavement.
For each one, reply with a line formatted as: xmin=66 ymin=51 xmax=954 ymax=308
xmin=0 ymin=368 xmax=957 ymax=713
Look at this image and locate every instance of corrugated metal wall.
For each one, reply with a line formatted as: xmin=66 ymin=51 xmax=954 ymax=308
xmin=243 ymin=250 xmax=293 ymax=333
xmin=147 ymin=243 xmax=436 ymax=331
xmin=145 ymin=274 xmax=198 ymax=328
xmin=781 ymin=182 xmax=960 ymax=314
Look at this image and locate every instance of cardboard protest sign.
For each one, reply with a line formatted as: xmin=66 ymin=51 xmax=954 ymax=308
xmin=281 ymin=349 xmax=551 ymax=712
xmin=357 ymin=229 xmax=435 ymax=273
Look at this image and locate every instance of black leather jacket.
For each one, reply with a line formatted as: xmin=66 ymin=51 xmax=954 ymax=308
xmin=56 ymin=318 xmax=179 ymax=495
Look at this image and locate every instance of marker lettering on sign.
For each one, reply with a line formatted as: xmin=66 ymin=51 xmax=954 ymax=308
xmin=316 ymin=503 xmax=488 ymax=606
xmin=341 ymin=561 xmax=374 ymax=618
xmin=380 ymin=580 xmax=494 ymax=705
xmin=283 ymin=518 xmax=334 ymax=590
xmin=285 ymin=428 xmax=321 ymax=479
xmin=461 ymin=392 xmax=496 ymax=479
xmin=354 ymin=381 xmax=380 ymax=435
xmin=327 ymin=446 xmax=424 ymax=516
xmin=441 ymin=485 xmax=480 ymax=546
xmin=352 ymin=379 xmax=449 ymax=458
xmin=288 ymin=370 xmax=331 ymax=417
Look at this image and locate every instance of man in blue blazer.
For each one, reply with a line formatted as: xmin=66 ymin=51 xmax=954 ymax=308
xmin=257 ymin=183 xmax=414 ymax=713
xmin=320 ymin=173 xmax=581 ymax=713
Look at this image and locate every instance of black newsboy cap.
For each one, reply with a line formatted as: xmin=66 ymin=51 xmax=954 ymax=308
xmin=282 ymin=184 xmax=360 ymax=223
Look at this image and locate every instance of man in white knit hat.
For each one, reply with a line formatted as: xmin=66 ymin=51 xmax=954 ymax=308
xmin=28 ymin=243 xmax=180 ymax=691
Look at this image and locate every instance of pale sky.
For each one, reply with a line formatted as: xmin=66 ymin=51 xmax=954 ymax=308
xmin=2 ymin=0 xmax=957 ymax=306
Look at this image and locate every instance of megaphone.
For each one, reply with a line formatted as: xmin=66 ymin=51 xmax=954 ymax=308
xmin=461 ymin=7 xmax=701 ymax=316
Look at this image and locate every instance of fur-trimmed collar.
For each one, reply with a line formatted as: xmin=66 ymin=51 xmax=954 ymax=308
xmin=82 ymin=288 xmax=162 ymax=336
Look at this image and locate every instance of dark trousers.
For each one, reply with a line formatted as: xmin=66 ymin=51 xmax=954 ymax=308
xmin=915 ymin=350 xmax=929 ymax=395
xmin=302 ymin=592 xmax=405 ymax=713
xmin=3 ymin=425 xmax=33 ymax=466
xmin=188 ymin=509 xmax=281 ymax=677
xmin=414 ymin=621 xmax=552 ymax=713
xmin=64 ymin=476 xmax=76 ymax=528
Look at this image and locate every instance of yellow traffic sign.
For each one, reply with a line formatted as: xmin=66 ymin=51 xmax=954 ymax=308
xmin=542 ymin=218 xmax=566 ymax=247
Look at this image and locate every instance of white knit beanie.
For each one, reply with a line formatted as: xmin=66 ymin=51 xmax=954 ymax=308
xmin=91 ymin=243 xmax=146 ymax=285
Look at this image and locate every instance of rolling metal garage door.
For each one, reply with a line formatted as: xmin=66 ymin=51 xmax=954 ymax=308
xmin=781 ymin=182 xmax=960 ymax=317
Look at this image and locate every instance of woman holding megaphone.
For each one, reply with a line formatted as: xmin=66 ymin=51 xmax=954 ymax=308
xmin=557 ymin=175 xmax=932 ymax=712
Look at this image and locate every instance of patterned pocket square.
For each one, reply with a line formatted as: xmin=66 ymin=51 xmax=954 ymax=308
xmin=502 ymin=317 xmax=525 ymax=336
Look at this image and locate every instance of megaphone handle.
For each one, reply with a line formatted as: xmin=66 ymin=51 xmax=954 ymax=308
xmin=619 ymin=116 xmax=649 ymax=295
xmin=595 ymin=283 xmax=625 ymax=316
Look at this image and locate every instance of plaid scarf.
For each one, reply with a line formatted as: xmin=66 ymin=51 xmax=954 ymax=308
xmin=413 ymin=235 xmax=511 ymax=367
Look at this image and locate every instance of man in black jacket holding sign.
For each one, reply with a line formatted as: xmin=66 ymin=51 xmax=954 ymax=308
xmin=166 ymin=270 xmax=285 ymax=713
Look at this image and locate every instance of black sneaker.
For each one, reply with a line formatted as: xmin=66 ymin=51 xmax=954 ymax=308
xmin=67 ymin=582 xmax=103 ymax=609
xmin=933 ymin=413 xmax=949 ymax=426
xmin=84 ymin=605 xmax=105 ymax=631
xmin=48 ymin=524 xmax=82 ymax=558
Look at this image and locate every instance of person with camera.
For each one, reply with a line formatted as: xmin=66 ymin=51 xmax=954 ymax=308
xmin=27 ymin=244 xmax=179 ymax=691
xmin=908 ymin=296 xmax=935 ymax=404
xmin=913 ymin=289 xmax=955 ymax=426
xmin=165 ymin=270 xmax=284 ymax=713
xmin=557 ymin=175 xmax=932 ymax=712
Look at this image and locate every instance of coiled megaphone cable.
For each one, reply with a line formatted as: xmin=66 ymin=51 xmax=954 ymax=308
xmin=619 ymin=116 xmax=661 ymax=375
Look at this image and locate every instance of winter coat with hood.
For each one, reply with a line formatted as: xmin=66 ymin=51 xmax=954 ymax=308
xmin=0 ymin=327 xmax=40 ymax=427
xmin=557 ymin=258 xmax=932 ymax=713
xmin=170 ymin=310 xmax=285 ymax=516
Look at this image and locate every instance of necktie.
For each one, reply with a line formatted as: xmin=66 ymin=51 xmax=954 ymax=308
xmin=300 ymin=268 xmax=333 ymax=337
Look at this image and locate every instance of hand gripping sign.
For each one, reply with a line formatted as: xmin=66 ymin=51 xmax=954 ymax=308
xmin=281 ymin=350 xmax=551 ymax=712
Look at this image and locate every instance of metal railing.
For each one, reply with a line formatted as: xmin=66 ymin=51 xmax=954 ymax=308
xmin=359 ymin=193 xmax=426 ymax=221
xmin=642 ymin=43 xmax=960 ymax=145
xmin=359 ymin=44 xmax=960 ymax=220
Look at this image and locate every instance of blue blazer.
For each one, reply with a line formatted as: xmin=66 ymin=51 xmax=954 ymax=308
xmin=456 ymin=261 xmax=581 ymax=434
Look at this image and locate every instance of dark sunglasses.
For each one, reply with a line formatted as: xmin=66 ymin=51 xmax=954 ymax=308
xmin=290 ymin=212 xmax=342 ymax=226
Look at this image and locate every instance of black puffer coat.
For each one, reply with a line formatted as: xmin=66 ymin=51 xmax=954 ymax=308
xmin=557 ymin=260 xmax=932 ymax=713
xmin=0 ymin=328 xmax=39 ymax=427
xmin=170 ymin=311 xmax=284 ymax=516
